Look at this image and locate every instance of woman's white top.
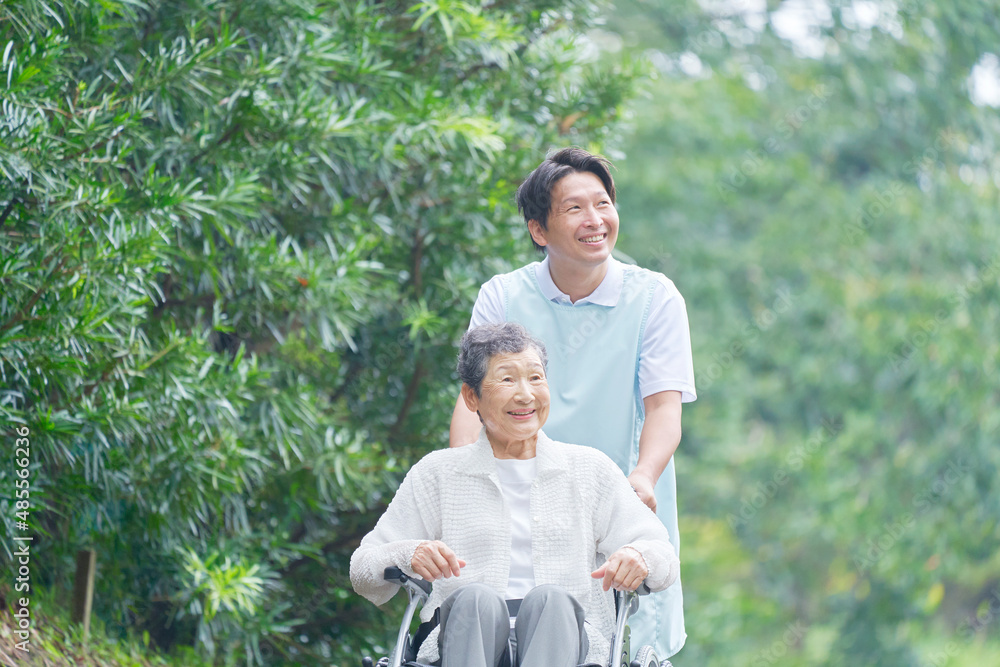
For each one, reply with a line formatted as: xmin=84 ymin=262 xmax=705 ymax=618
xmin=349 ymin=430 xmax=679 ymax=664
xmin=495 ymin=456 xmax=537 ymax=625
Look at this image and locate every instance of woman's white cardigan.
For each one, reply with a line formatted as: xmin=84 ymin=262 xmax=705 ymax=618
xmin=350 ymin=430 xmax=680 ymax=664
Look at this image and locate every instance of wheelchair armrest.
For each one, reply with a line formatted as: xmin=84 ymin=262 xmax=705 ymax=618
xmin=384 ymin=566 xmax=432 ymax=596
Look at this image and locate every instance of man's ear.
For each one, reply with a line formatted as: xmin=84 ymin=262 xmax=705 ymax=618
xmin=527 ymin=219 xmax=548 ymax=248
xmin=460 ymin=383 xmax=480 ymax=414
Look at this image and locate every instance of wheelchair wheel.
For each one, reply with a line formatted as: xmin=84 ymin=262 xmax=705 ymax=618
xmin=629 ymin=645 xmax=659 ymax=667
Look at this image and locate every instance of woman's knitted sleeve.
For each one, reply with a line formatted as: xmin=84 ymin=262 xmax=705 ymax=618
xmin=349 ymin=458 xmax=439 ymax=606
xmin=592 ymin=453 xmax=679 ymax=592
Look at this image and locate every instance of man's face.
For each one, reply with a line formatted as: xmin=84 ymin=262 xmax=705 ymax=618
xmin=528 ymin=171 xmax=619 ymax=270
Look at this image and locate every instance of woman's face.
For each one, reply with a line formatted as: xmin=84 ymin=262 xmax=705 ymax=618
xmin=468 ymin=348 xmax=550 ymax=446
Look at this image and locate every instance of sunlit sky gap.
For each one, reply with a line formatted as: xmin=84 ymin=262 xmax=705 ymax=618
xmin=629 ymin=0 xmax=1000 ymax=106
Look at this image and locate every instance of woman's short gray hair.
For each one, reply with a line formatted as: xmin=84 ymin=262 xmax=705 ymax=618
xmin=458 ymin=323 xmax=548 ymax=397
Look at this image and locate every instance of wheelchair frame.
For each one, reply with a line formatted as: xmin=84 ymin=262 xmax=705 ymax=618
xmin=362 ymin=567 xmax=664 ymax=667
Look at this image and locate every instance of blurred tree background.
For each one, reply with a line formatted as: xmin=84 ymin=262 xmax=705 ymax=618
xmin=1 ymin=0 xmax=997 ymax=666
xmin=604 ymin=1 xmax=1000 ymax=666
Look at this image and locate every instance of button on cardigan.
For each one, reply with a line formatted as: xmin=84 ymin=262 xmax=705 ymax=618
xmin=350 ymin=430 xmax=680 ymax=664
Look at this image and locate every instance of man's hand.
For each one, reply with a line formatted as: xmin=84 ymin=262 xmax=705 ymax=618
xmin=411 ymin=540 xmax=466 ymax=581
xmin=591 ymin=546 xmax=648 ymax=592
xmin=627 ymin=470 xmax=657 ymax=512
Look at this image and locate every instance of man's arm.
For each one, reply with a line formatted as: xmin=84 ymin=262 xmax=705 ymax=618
xmin=450 ymin=276 xmax=504 ymax=447
xmin=627 ymin=390 xmax=682 ymax=512
xmin=449 ymin=394 xmax=482 ymax=447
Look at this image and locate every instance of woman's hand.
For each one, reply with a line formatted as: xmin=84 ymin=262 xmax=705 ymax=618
xmin=411 ymin=540 xmax=466 ymax=581
xmin=591 ymin=546 xmax=648 ymax=592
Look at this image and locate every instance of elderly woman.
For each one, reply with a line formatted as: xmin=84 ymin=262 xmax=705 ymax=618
xmin=351 ymin=323 xmax=679 ymax=667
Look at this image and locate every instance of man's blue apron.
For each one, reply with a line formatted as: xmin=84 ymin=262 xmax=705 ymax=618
xmin=503 ymin=262 xmax=686 ymax=658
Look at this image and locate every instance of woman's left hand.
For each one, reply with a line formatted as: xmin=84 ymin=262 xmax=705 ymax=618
xmin=411 ymin=540 xmax=466 ymax=581
xmin=591 ymin=546 xmax=648 ymax=592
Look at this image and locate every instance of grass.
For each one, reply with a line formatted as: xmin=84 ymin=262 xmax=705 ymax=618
xmin=0 ymin=587 xmax=211 ymax=667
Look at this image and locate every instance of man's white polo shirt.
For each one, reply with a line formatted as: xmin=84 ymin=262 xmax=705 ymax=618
xmin=469 ymin=256 xmax=696 ymax=403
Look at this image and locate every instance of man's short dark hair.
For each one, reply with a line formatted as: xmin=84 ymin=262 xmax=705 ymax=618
xmin=515 ymin=147 xmax=616 ymax=251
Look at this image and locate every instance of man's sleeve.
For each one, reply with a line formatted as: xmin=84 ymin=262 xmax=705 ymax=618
xmin=468 ymin=275 xmax=506 ymax=328
xmin=639 ymin=277 xmax=697 ymax=402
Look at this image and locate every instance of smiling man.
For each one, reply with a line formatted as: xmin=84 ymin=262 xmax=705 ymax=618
xmin=449 ymin=147 xmax=697 ymax=661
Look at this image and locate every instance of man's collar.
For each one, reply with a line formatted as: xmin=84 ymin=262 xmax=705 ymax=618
xmin=534 ymin=256 xmax=623 ymax=307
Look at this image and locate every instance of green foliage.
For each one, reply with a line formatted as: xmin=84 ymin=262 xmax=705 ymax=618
xmin=607 ymin=0 xmax=1000 ymax=665
xmin=0 ymin=0 xmax=639 ymax=664
xmin=1 ymin=586 xmax=213 ymax=666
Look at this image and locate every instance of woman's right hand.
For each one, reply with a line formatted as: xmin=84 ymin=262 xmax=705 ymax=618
xmin=411 ymin=540 xmax=466 ymax=581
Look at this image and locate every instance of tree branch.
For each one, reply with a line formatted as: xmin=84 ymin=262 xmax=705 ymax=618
xmin=388 ymin=359 xmax=424 ymax=443
xmin=0 ymin=198 xmax=17 ymax=226
xmin=410 ymin=226 xmax=424 ymax=294
xmin=330 ymin=358 xmax=364 ymax=403
xmin=0 ymin=255 xmax=68 ymax=333
xmin=151 ymin=292 xmax=217 ymax=315
xmin=190 ymin=122 xmax=242 ymax=166
xmin=386 ymin=222 xmax=430 ymax=441
xmin=66 ymin=125 xmax=125 ymax=161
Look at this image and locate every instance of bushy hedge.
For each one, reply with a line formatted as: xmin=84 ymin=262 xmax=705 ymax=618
xmin=0 ymin=1 xmax=641 ymax=663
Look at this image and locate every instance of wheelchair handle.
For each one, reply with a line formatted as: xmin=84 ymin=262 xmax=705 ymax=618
xmin=384 ymin=566 xmax=433 ymax=596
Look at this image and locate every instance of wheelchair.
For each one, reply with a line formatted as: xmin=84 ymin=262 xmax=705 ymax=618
xmin=361 ymin=567 xmax=670 ymax=667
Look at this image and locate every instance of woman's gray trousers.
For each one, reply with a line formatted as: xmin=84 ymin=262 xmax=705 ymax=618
xmin=437 ymin=583 xmax=589 ymax=667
